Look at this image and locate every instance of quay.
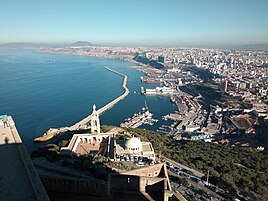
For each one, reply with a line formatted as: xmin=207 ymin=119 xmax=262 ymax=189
xmin=34 ymin=66 xmax=129 ymax=142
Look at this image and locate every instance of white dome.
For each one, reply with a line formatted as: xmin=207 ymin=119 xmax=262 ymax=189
xmin=125 ymin=136 xmax=142 ymax=151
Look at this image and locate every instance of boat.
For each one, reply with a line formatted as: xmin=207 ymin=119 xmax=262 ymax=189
xmin=120 ymin=100 xmax=157 ymax=128
xmin=170 ymin=95 xmax=176 ymax=103
xmin=145 ymin=86 xmax=176 ymax=95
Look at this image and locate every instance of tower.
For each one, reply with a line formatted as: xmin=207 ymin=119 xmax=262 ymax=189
xmin=91 ymin=104 xmax=100 ymax=134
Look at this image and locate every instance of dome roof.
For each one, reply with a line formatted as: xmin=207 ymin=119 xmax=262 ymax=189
xmin=125 ymin=136 xmax=142 ymax=149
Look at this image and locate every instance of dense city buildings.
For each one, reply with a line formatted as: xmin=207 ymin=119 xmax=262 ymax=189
xmin=40 ymin=45 xmax=268 ymax=150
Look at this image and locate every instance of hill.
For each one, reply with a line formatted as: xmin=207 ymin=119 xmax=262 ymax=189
xmin=125 ymin=127 xmax=268 ymax=200
xmin=70 ymin=41 xmax=98 ymax=46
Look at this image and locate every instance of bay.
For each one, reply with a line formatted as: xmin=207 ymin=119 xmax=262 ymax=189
xmin=0 ymin=49 xmax=177 ymax=151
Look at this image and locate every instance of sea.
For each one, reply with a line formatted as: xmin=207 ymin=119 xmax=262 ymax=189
xmin=0 ymin=49 xmax=177 ymax=151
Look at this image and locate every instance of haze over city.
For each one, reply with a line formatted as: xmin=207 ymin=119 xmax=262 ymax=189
xmin=1 ymin=0 xmax=268 ymax=47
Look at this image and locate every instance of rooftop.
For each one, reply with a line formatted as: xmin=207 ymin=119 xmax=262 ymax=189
xmin=0 ymin=115 xmax=50 ymax=201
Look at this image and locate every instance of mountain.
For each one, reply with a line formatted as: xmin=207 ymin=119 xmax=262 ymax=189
xmin=0 ymin=42 xmax=61 ymax=49
xmin=70 ymin=41 xmax=98 ymax=47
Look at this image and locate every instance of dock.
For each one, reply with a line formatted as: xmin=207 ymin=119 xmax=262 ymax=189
xmin=34 ymin=66 xmax=129 ymax=142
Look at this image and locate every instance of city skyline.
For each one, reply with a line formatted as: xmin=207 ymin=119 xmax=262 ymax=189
xmin=1 ymin=0 xmax=268 ymax=47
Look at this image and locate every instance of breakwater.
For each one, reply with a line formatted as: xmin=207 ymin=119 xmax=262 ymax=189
xmin=34 ymin=66 xmax=129 ymax=142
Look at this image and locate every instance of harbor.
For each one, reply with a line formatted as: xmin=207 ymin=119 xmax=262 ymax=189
xmin=34 ymin=66 xmax=129 ymax=142
xmin=141 ymin=86 xmax=177 ymax=95
xmin=120 ymin=101 xmax=158 ymax=128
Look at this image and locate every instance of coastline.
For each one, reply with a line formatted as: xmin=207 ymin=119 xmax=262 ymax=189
xmin=37 ymin=48 xmax=154 ymax=70
xmin=38 ymin=48 xmax=164 ymax=80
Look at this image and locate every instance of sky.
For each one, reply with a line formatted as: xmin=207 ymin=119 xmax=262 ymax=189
xmin=0 ymin=0 xmax=268 ymax=47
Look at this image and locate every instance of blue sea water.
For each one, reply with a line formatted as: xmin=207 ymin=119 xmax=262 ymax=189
xmin=0 ymin=49 xmax=177 ymax=151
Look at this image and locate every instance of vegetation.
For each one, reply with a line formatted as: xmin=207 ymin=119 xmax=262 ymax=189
xmin=166 ymin=141 xmax=268 ymax=199
xmin=124 ymin=127 xmax=171 ymax=153
xmin=170 ymin=175 xmax=189 ymax=187
xmin=100 ymin=125 xmax=115 ymax=133
xmin=31 ymin=126 xmax=268 ymax=200
xmin=125 ymin=127 xmax=268 ymax=200
xmin=61 ymin=155 xmax=116 ymax=180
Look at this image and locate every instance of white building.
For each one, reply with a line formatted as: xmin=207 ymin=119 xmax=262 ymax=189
xmin=61 ymin=105 xmax=155 ymax=161
xmin=115 ymin=136 xmax=155 ymax=161
xmin=61 ymin=105 xmax=114 ymax=158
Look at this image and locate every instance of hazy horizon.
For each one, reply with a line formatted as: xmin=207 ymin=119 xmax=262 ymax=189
xmin=1 ymin=0 xmax=268 ymax=47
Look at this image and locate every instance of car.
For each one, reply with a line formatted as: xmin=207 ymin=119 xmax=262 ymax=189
xmin=166 ymin=162 xmax=174 ymax=169
xmin=174 ymin=167 xmax=180 ymax=171
xmin=147 ymin=159 xmax=153 ymax=164
xmin=130 ymin=156 xmax=134 ymax=161
xmin=143 ymin=157 xmax=149 ymax=162
xmin=125 ymin=156 xmax=130 ymax=161
xmin=190 ymin=176 xmax=201 ymax=182
xmin=179 ymin=172 xmax=189 ymax=177
xmin=150 ymin=160 xmax=155 ymax=165
xmin=135 ymin=161 xmax=144 ymax=167
xmin=170 ymin=167 xmax=179 ymax=173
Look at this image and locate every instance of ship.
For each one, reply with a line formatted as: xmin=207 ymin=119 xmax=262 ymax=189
xmin=145 ymin=86 xmax=176 ymax=95
xmin=170 ymin=95 xmax=176 ymax=103
xmin=120 ymin=100 xmax=157 ymax=128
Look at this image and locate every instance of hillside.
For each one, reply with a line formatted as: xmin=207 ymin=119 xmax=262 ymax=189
xmin=125 ymin=127 xmax=268 ymax=200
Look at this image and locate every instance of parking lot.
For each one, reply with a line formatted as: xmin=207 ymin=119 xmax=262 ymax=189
xmin=115 ymin=154 xmax=158 ymax=169
xmin=166 ymin=162 xmax=225 ymax=201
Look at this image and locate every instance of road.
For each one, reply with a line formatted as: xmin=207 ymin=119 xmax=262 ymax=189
xmin=167 ymin=163 xmax=224 ymax=200
xmin=161 ymin=156 xmax=204 ymax=178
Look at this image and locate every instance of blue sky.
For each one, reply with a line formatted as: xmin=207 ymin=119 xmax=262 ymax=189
xmin=0 ymin=0 xmax=268 ymax=46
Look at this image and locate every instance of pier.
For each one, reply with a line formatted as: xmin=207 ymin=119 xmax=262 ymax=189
xmin=70 ymin=66 xmax=129 ymax=130
xmin=34 ymin=66 xmax=129 ymax=142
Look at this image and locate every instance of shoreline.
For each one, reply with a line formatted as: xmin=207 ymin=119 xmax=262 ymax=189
xmin=38 ymin=48 xmax=141 ymax=65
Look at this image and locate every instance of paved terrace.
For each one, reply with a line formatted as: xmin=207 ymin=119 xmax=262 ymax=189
xmin=0 ymin=115 xmax=50 ymax=201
